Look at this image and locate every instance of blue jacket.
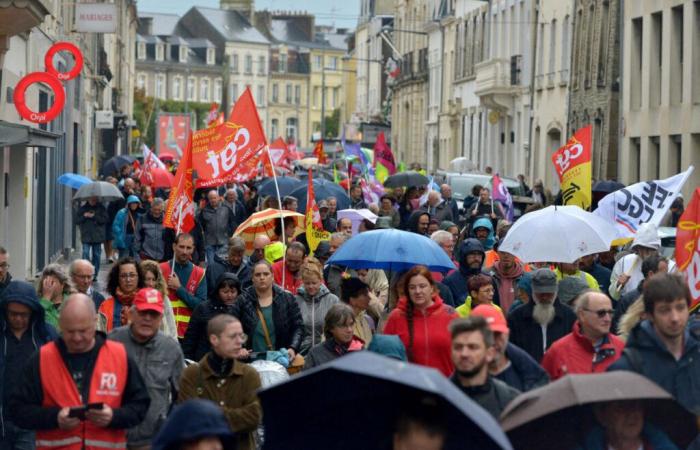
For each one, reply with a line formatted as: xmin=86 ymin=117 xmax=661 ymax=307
xmin=472 ymin=217 xmax=495 ymax=250
xmin=576 ymin=423 xmax=678 ymax=450
xmin=0 ymin=288 xmax=57 ymax=432
xmin=112 ymin=195 xmax=141 ymax=249
xmin=496 ymin=343 xmax=550 ymax=392
xmin=609 ymin=320 xmax=700 ymax=414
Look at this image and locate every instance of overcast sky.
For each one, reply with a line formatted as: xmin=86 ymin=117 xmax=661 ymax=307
xmin=139 ymin=0 xmax=360 ymax=29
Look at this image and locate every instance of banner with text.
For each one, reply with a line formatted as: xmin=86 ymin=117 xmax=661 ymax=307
xmin=305 ymin=169 xmax=331 ymax=253
xmin=676 ymin=188 xmax=700 ymax=311
xmin=164 ymin=134 xmax=195 ymax=233
xmin=551 ymin=125 xmax=592 ymax=209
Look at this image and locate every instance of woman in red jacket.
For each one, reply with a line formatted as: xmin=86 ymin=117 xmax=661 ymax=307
xmin=384 ymin=265 xmax=459 ymax=376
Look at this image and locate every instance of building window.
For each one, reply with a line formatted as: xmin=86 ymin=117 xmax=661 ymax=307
xmin=271 ymin=119 xmax=278 ymax=139
xmin=207 ymin=48 xmax=216 ymax=65
xmin=179 ymin=45 xmax=188 ymax=63
xmin=230 ymin=83 xmax=239 ymax=103
xmin=258 ymin=55 xmax=266 ymax=74
xmin=214 ymin=79 xmax=222 ymax=103
xmin=137 ymin=42 xmax=146 ymax=60
xmin=172 ymin=76 xmax=182 ymax=100
xmin=137 ymin=73 xmax=147 ymax=92
xmin=294 ymin=85 xmax=301 ymax=104
xmin=231 ymin=54 xmax=239 ymax=73
xmin=332 ymin=87 xmax=338 ymax=107
xmin=329 ymin=56 xmax=338 ymax=70
xmin=257 ymin=85 xmax=265 ymax=105
xmin=200 ymin=79 xmax=210 ymax=102
xmin=561 ymin=15 xmax=570 ymax=81
xmin=279 ymin=53 xmax=288 ymax=72
xmin=245 ymin=54 xmax=253 ymax=74
xmin=548 ymin=19 xmax=557 ymax=85
xmin=286 ymin=118 xmax=297 ymax=140
xmin=597 ymin=1 xmax=610 ymax=84
xmin=630 ymin=17 xmax=643 ymax=109
xmin=314 ymin=55 xmax=322 ymax=69
xmin=187 ymin=77 xmax=196 ymax=101
xmin=156 ymin=44 xmax=164 ymax=61
xmin=286 ymin=84 xmax=292 ymax=103
xmin=272 ymin=84 xmax=279 ymax=102
xmin=155 ymin=74 xmax=165 ymax=99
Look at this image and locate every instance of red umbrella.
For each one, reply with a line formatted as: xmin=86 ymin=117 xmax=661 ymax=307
xmin=158 ymin=150 xmax=177 ymax=162
xmin=141 ymin=167 xmax=174 ymax=188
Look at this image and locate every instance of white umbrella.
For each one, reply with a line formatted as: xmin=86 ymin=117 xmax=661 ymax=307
xmin=499 ymin=205 xmax=618 ymax=263
xmin=337 ymin=208 xmax=378 ymax=235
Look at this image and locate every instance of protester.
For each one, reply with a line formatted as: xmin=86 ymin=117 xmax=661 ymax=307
xmin=579 ymin=254 xmax=613 ymax=296
xmin=356 ymin=268 xmax=390 ymax=320
xmin=183 ymin=273 xmax=240 ymax=362
xmin=440 ymin=221 xmax=459 ymax=243
xmin=392 ymin=398 xmax=447 ymax=450
xmin=251 ymin=235 xmax=271 ymax=264
xmin=10 ymin=294 xmax=150 ymax=448
xmin=271 ymin=242 xmax=305 ymax=295
xmin=469 ymin=187 xmax=504 ymax=224
xmin=577 ymin=401 xmax=677 ymax=450
xmin=471 ymin=217 xmax=495 ymax=250
xmin=462 ymin=185 xmax=482 ymax=215
xmin=530 ymin=179 xmax=553 ymax=206
xmin=378 ymin=195 xmax=401 ymax=228
xmin=198 ymin=191 xmax=237 ymax=263
xmin=303 ymin=303 xmax=363 ymax=370
xmin=456 ymin=274 xmax=500 ymax=317
xmin=555 ymin=260 xmax=600 ymax=290
xmin=324 ymin=232 xmax=354 ymax=298
xmin=232 ymin=261 xmax=302 ymax=361
xmin=488 ymin=243 xmax=526 ymax=313
xmin=470 ymin=305 xmax=549 ymax=391
xmin=431 ymin=230 xmax=456 ymax=271
xmin=313 ymin=241 xmax=331 ymax=266
xmin=273 ymin=216 xmax=298 ymax=245
xmin=0 ymin=281 xmax=57 ymax=450
xmin=443 ymin=238 xmax=491 ymax=306
xmin=99 ymin=257 xmax=145 ymax=332
xmin=0 ymin=246 xmax=10 ymax=299
xmin=160 ymin=234 xmax=208 ymax=340
xmin=613 ymin=255 xmax=668 ymax=332
xmin=327 ymin=196 xmax=338 ymax=220
xmin=178 ymin=315 xmax=262 ymax=450
xmin=339 ymin=277 xmax=375 ymax=347
xmin=421 ymin=191 xmax=453 ymax=223
xmin=336 ymin=217 xmax=353 ymax=236
xmin=294 ymin=258 xmax=339 ymax=355
xmin=507 ymin=268 xmax=577 ymax=362
xmin=109 ymin=288 xmax=184 ymax=449
xmin=440 ymin=184 xmax=460 ymax=223
xmin=222 ymin=188 xmax=247 ymax=226
xmin=134 ymin=198 xmax=167 ymax=262
xmin=152 ymin=399 xmax=236 ymax=450
xmin=139 ymin=260 xmax=179 ymax=340
xmin=206 ymin=236 xmax=252 ymax=295
xmin=112 ymin=195 xmax=141 ymax=259
xmin=541 ymin=291 xmax=624 ymax=380
xmin=384 ymin=266 xmax=458 ymax=376
xmin=398 ymin=187 xmax=420 ymax=229
xmin=406 ymin=211 xmax=430 ymax=236
xmin=350 ymin=185 xmax=367 ymax=209
xmin=609 ymin=223 xmax=663 ymax=300
xmin=69 ymin=259 xmax=105 ymax=309
xmin=76 ymin=197 xmax=109 ymax=277
xmin=317 ymin=200 xmax=337 ymax=232
xmin=37 ymin=264 xmax=74 ymax=330
xmin=609 ymin=273 xmax=700 ymax=413
xmin=449 ymin=316 xmax=520 ymax=418
xmin=556 ymin=276 xmax=591 ymax=307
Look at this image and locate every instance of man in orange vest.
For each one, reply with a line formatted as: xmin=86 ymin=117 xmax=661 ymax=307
xmin=9 ymin=293 xmax=150 ymax=450
xmin=160 ymin=233 xmax=207 ymax=340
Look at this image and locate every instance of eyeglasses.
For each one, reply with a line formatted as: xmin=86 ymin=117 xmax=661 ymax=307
xmin=584 ymin=308 xmax=615 ymax=318
xmin=0 ymin=263 xmax=9 ymax=269
xmin=119 ymin=273 xmax=138 ymax=279
xmin=230 ymin=332 xmax=248 ymax=342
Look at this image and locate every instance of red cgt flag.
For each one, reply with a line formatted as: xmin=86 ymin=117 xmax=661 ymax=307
xmin=206 ymin=103 xmax=219 ymax=127
xmin=164 ymin=133 xmax=195 ymax=233
xmin=192 ymin=88 xmax=268 ymax=187
xmin=263 ymin=137 xmax=292 ymax=176
xmin=676 ymin=188 xmax=700 ymax=311
xmin=313 ymin=140 xmax=328 ymax=164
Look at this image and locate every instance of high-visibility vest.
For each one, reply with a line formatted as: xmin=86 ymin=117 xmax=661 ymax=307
xmin=160 ymin=261 xmax=205 ymax=339
xmin=36 ymin=340 xmax=128 ymax=450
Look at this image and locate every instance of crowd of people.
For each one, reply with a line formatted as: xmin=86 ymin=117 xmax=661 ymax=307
xmin=0 ymin=162 xmax=696 ymax=450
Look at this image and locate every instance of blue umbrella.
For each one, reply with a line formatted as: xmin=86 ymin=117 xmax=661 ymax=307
xmin=57 ymin=173 xmax=92 ymax=190
xmin=289 ymin=178 xmax=351 ymax=212
xmin=256 ymin=176 xmax=304 ymax=198
xmin=259 ymin=352 xmax=512 ymax=450
xmin=328 ymin=228 xmax=456 ymax=272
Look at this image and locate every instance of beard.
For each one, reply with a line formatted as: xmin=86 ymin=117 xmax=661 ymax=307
xmin=456 ymin=359 xmax=487 ymax=379
xmin=532 ymin=302 xmax=556 ymax=326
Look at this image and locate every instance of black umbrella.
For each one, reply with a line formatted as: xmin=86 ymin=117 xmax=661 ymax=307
xmin=100 ymin=155 xmax=136 ymax=177
xmin=256 ymin=176 xmax=304 ymax=198
xmin=258 ymin=352 xmax=512 ymax=450
xmin=383 ymin=171 xmax=430 ymax=188
xmin=592 ymin=179 xmax=625 ymax=194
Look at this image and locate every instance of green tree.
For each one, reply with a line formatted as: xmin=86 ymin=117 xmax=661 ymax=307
xmin=323 ymin=108 xmax=340 ymax=138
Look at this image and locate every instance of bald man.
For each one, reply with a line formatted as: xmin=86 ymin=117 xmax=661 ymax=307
xmin=251 ymin=235 xmax=271 ymax=264
xmin=421 ymin=191 xmax=453 ymax=223
xmin=10 ymin=294 xmax=150 ymax=448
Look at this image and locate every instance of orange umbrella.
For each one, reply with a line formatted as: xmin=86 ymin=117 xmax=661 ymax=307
xmin=234 ymin=208 xmax=304 ymax=254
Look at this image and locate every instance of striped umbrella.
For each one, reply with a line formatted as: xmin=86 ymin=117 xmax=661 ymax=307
xmin=234 ymin=208 xmax=305 ymax=254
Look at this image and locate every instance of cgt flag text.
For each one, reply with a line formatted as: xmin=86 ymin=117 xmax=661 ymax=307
xmin=551 ymin=125 xmax=592 ymax=209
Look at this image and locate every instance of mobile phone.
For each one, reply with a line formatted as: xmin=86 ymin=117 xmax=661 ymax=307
xmin=68 ymin=406 xmax=88 ymax=420
xmin=87 ymin=403 xmax=104 ymax=410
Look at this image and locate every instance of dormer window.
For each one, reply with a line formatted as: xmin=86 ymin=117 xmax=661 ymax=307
xmin=179 ymin=45 xmax=188 ymax=63
xmin=207 ymin=48 xmax=215 ymax=65
xmin=137 ymin=42 xmax=146 ymax=60
xmin=156 ymin=43 xmax=164 ymax=61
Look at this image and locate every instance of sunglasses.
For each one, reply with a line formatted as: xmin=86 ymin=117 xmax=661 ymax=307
xmin=584 ymin=308 xmax=615 ymax=318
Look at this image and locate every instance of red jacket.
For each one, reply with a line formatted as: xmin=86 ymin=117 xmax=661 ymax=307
xmin=541 ymin=322 xmax=625 ymax=380
xmin=383 ymin=295 xmax=458 ymax=376
xmin=271 ymin=260 xmax=302 ymax=294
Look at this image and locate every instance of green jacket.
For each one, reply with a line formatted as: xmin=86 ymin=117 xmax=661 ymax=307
xmin=39 ymin=297 xmax=62 ymax=329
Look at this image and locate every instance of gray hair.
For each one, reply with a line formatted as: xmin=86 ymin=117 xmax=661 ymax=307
xmin=330 ymin=232 xmax=348 ymax=243
xmin=225 ymin=188 xmax=238 ymax=199
xmin=152 ymin=197 xmax=165 ymax=208
xmin=38 ymin=263 xmax=75 ymax=297
xmin=430 ymin=230 xmax=453 ymax=245
xmin=227 ymin=236 xmax=247 ymax=253
xmin=573 ymin=289 xmax=602 ymax=314
xmin=69 ymin=259 xmax=94 ymax=276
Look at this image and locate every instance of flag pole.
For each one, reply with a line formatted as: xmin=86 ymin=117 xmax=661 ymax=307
xmin=172 ymin=201 xmax=184 ymax=272
xmin=266 ymin=145 xmax=287 ymax=289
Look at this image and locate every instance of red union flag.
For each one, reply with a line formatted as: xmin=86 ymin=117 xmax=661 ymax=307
xmin=551 ymin=125 xmax=592 ymax=209
xmin=676 ymin=188 xmax=700 ymax=311
xmin=164 ymin=133 xmax=195 ymax=233
xmin=192 ymin=88 xmax=267 ymax=187
xmin=262 ymin=137 xmax=291 ymax=176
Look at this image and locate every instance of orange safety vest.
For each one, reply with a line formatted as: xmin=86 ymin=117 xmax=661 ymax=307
xmin=36 ymin=340 xmax=128 ymax=450
xmin=97 ymin=298 xmax=120 ymax=332
xmin=160 ymin=261 xmax=205 ymax=339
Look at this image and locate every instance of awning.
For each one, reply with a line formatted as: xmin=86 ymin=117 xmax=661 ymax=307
xmin=0 ymin=120 xmax=61 ymax=148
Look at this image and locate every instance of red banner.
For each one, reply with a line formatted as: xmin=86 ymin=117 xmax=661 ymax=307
xmin=313 ymin=140 xmax=328 ymax=164
xmin=164 ymin=133 xmax=195 ymax=233
xmin=676 ymin=188 xmax=700 ymax=309
xmin=192 ymin=88 xmax=267 ymax=187
xmin=206 ymin=102 xmax=219 ymax=127
xmin=263 ymin=137 xmax=291 ymax=176
xmin=550 ymin=125 xmax=592 ymax=209
xmin=305 ymin=168 xmax=330 ymax=252
xmin=157 ymin=114 xmax=190 ymax=159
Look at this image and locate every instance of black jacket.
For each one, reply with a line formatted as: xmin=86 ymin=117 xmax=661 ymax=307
xmin=450 ymin=375 xmax=520 ymax=419
xmin=443 ymin=238 xmax=499 ymax=306
xmin=405 ymin=211 xmax=430 ymax=235
xmin=182 ymin=273 xmax=240 ymax=362
xmin=9 ymin=334 xmax=150 ymax=430
xmin=76 ymin=203 xmax=109 ymax=244
xmin=507 ymin=299 xmax=577 ymax=362
xmin=231 ymin=285 xmax=303 ymax=352
xmin=496 ymin=343 xmax=550 ymax=391
xmin=205 ymin=254 xmax=252 ymax=295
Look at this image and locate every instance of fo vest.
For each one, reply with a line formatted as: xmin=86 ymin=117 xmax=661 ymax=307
xmin=36 ymin=340 xmax=128 ymax=450
xmin=160 ymin=261 xmax=205 ymax=339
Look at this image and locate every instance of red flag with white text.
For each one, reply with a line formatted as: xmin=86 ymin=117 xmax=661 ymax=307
xmin=164 ymin=133 xmax=195 ymax=233
xmin=676 ymin=188 xmax=700 ymax=312
xmin=206 ymin=103 xmax=219 ymax=127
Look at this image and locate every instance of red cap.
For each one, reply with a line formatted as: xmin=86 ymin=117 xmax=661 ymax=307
xmin=133 ymin=288 xmax=164 ymax=314
xmin=471 ymin=304 xmax=509 ymax=334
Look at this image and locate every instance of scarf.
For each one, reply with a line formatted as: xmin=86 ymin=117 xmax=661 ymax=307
xmin=207 ymin=352 xmax=233 ymax=377
xmin=115 ymin=287 xmax=137 ymax=327
xmin=493 ymin=261 xmax=524 ymax=314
